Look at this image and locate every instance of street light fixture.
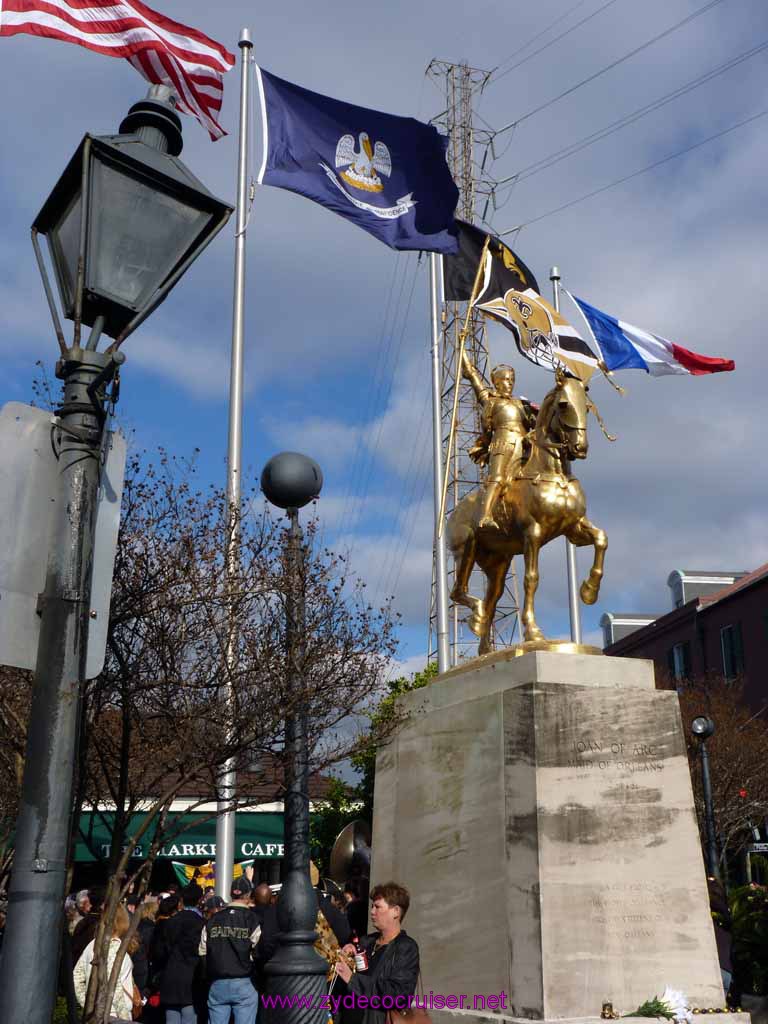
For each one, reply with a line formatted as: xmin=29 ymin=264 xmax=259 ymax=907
xmin=261 ymin=452 xmax=327 ymax=1024
xmin=0 ymin=87 xmax=232 ymax=1024
xmin=261 ymin=451 xmax=324 ymax=511
xmin=691 ymin=715 xmax=715 ymax=740
xmin=32 ymin=86 xmax=233 ymax=347
xmin=691 ymin=716 xmax=719 ymax=879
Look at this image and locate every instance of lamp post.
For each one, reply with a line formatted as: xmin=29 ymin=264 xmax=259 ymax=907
xmin=261 ymin=452 xmax=327 ymax=1024
xmin=691 ymin=715 xmax=719 ymax=879
xmin=0 ymin=86 xmax=232 ymax=1024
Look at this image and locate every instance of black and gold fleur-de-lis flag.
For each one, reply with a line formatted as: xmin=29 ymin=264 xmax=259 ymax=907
xmin=443 ymin=220 xmax=600 ymax=381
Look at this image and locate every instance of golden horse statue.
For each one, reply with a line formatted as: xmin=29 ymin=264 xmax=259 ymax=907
xmin=447 ymin=373 xmax=608 ymax=654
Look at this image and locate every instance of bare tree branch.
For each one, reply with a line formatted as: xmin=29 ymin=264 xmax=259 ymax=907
xmin=1 ymin=450 xmax=397 ymax=1024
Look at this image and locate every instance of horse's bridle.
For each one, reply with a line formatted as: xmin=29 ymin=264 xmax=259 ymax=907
xmin=536 ymin=394 xmax=586 ymax=459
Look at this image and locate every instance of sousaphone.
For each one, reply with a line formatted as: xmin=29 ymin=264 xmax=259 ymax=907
xmin=329 ymin=819 xmax=372 ymax=885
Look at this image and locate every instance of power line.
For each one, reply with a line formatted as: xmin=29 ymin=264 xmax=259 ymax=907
xmin=490 ymin=0 xmax=592 ymax=75
xmin=491 ymin=0 xmax=623 ymax=84
xmin=337 ymin=254 xmax=409 ymax=535
xmin=381 ymin=442 xmax=432 ymax=605
xmin=494 ymin=0 xmax=730 ymax=135
xmin=347 ymin=258 xmax=422 ymax=541
xmin=492 ymin=37 xmax=768 ymax=190
xmin=364 ymin=304 xmax=433 ymax=605
xmin=377 ymin=418 xmax=431 ymax=603
xmin=375 ymin=327 xmax=434 ymax=601
xmin=504 ymin=106 xmax=768 ymax=231
xmin=375 ymin=362 xmax=432 ymax=604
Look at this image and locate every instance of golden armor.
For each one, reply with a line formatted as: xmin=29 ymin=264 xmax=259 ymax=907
xmin=448 ymin=366 xmax=608 ymax=654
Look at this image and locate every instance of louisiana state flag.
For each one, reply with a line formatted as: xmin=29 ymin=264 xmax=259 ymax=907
xmin=255 ymin=67 xmax=459 ymax=252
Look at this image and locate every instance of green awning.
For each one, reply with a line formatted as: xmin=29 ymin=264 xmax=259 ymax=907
xmin=75 ymin=811 xmax=284 ymax=863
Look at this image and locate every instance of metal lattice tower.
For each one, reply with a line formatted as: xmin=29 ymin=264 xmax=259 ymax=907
xmin=427 ymin=60 xmax=521 ymax=665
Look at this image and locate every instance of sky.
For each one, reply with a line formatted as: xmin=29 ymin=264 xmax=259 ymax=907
xmin=1 ymin=0 xmax=767 ymax=674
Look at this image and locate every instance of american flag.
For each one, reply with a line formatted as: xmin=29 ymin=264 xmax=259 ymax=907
xmin=0 ymin=0 xmax=235 ymax=140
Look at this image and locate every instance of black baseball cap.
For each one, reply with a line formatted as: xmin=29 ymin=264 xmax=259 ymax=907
xmin=231 ymin=875 xmax=252 ymax=897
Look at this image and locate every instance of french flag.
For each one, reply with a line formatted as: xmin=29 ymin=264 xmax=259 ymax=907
xmin=569 ymin=293 xmax=735 ymax=376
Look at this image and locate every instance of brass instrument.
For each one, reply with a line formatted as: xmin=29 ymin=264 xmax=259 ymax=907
xmin=328 ymin=819 xmax=372 ymax=885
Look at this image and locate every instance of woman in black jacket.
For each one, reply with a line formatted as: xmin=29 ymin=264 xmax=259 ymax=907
xmin=158 ymin=884 xmax=205 ymax=1024
xmin=131 ymin=899 xmax=158 ymax=999
xmin=335 ymin=882 xmax=419 ymax=1024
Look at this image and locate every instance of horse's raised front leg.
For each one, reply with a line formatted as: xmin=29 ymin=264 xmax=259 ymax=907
xmin=566 ymin=515 xmax=608 ymax=605
xmin=477 ymin=555 xmax=511 ymax=656
xmin=450 ymin=534 xmax=485 ymax=629
xmin=521 ymin=525 xmax=544 ymax=642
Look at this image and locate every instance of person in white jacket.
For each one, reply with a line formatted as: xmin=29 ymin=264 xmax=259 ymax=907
xmin=73 ymin=904 xmax=137 ymax=1023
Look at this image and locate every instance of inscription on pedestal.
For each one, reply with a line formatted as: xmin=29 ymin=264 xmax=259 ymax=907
xmin=566 ymin=736 xmax=665 ymax=774
xmin=590 ymin=881 xmax=667 ymax=941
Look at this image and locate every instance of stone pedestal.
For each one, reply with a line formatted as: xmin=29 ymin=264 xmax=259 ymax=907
xmin=371 ymin=652 xmax=725 ymax=1020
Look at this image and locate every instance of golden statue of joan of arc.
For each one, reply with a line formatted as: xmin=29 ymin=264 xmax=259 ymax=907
xmin=461 ymin=351 xmax=537 ymax=531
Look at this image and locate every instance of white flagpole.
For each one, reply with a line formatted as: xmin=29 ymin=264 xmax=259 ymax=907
xmin=550 ymin=266 xmax=583 ymax=645
xmin=430 ymin=254 xmax=450 ymax=673
xmin=215 ymin=27 xmax=253 ymax=901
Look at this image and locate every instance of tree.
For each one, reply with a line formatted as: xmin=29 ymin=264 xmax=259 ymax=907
xmin=0 ymin=666 xmax=30 ymax=891
xmin=676 ymin=673 xmax=768 ymax=872
xmin=1 ymin=448 xmax=397 ymax=1024
xmin=729 ymin=881 xmax=768 ymax=997
xmin=308 ymin=776 xmax=360 ymax=877
xmin=351 ymin=663 xmax=437 ymax=823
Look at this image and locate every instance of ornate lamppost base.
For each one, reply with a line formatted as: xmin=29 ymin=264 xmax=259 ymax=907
xmin=263 ymin=954 xmax=328 ymax=1024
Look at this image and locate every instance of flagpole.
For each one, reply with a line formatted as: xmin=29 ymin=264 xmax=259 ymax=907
xmin=550 ymin=266 xmax=583 ymax=645
xmin=438 ymin=234 xmax=490 ymax=534
xmin=216 ymin=26 xmax=253 ymax=902
xmin=430 ymin=254 xmax=450 ymax=673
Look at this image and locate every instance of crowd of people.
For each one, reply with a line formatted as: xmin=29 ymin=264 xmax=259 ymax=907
xmin=50 ymin=872 xmax=419 ymax=1024
xmin=2 ymin=866 xmax=765 ymax=1021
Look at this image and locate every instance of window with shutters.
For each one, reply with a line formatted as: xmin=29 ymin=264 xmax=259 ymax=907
xmin=720 ymin=622 xmax=744 ymax=680
xmin=668 ymin=641 xmax=691 ymax=681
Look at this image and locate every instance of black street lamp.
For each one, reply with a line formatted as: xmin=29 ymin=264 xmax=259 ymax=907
xmin=691 ymin=715 xmax=719 ymax=879
xmin=261 ymin=452 xmax=327 ymax=1024
xmin=0 ymin=87 xmax=232 ymax=1024
xmin=32 ymin=86 xmax=232 ymax=346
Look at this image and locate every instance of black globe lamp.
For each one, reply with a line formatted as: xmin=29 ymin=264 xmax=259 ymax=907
xmin=691 ymin=716 xmax=718 ymax=878
xmin=261 ymin=452 xmax=326 ymax=1024
xmin=261 ymin=451 xmax=323 ymax=510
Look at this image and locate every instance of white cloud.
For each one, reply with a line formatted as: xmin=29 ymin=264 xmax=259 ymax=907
xmin=2 ymin=0 xmax=766 ymax=665
xmin=127 ymin=329 xmax=232 ymax=399
xmin=265 ymin=415 xmax=363 ymax=472
xmin=311 ymin=491 xmax=400 ymax=535
xmin=387 ymin=651 xmax=432 ymax=681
